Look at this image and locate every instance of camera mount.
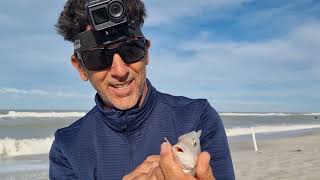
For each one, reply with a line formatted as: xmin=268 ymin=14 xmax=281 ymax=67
xmin=72 ymin=0 xmax=144 ymax=53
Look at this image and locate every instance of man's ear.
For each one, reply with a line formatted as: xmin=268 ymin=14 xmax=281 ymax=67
xmin=145 ymin=39 xmax=151 ymax=65
xmin=146 ymin=39 xmax=151 ymax=49
xmin=71 ymin=54 xmax=89 ymax=81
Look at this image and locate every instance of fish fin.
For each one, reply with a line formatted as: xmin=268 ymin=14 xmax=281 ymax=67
xmin=196 ymin=130 xmax=202 ymax=138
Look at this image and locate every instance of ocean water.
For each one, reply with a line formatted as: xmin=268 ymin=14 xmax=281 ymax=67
xmin=0 ymin=110 xmax=319 ymax=179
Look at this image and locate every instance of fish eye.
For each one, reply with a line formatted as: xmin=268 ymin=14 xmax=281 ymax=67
xmin=193 ymin=140 xmax=197 ymax=147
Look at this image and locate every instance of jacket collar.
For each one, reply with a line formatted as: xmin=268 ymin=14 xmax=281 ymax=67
xmin=95 ymin=79 xmax=156 ymax=133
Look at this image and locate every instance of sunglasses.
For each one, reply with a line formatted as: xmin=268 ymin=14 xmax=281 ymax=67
xmin=77 ymin=37 xmax=146 ymax=71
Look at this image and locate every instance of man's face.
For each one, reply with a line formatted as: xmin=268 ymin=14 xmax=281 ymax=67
xmin=72 ymin=39 xmax=150 ymax=110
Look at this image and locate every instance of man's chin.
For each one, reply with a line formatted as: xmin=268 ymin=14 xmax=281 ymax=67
xmin=113 ymin=103 xmax=136 ymax=110
xmin=112 ymin=97 xmax=138 ymax=110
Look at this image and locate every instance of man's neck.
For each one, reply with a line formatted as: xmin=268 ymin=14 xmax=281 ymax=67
xmin=137 ymin=81 xmax=148 ymax=108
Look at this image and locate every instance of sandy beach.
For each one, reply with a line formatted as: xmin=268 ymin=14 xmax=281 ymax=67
xmin=229 ymin=130 xmax=320 ymax=180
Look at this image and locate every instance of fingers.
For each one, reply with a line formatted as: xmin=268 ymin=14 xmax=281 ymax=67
xmin=123 ymin=155 xmax=160 ymax=180
xmin=195 ymin=152 xmax=215 ymax=180
xmin=130 ymin=165 xmax=164 ymax=180
xmin=147 ymin=167 xmax=165 ymax=180
xmin=131 ymin=174 xmax=147 ymax=180
xmin=146 ymin=155 xmax=160 ymax=162
xmin=136 ymin=155 xmax=160 ymax=174
xmin=159 ymin=142 xmax=185 ymax=180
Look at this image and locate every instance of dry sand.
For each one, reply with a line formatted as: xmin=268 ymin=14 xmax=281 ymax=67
xmin=229 ymin=131 xmax=320 ymax=180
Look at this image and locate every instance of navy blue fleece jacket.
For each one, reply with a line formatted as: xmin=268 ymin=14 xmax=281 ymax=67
xmin=49 ymin=80 xmax=234 ymax=180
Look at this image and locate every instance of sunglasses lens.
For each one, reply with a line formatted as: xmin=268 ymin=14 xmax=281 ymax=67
xmin=119 ymin=39 xmax=146 ymax=63
xmin=82 ymin=49 xmax=112 ymax=71
xmin=80 ymin=38 xmax=146 ymax=71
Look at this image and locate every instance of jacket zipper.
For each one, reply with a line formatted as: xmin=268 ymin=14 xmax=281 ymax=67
xmin=123 ymin=112 xmax=133 ymax=172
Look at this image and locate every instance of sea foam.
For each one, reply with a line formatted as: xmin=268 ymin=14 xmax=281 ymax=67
xmin=0 ymin=137 xmax=54 ymax=157
xmin=1 ymin=111 xmax=318 ymax=118
xmin=0 ymin=111 xmax=86 ymax=118
xmin=220 ymin=112 xmax=320 ymax=116
xmin=1 ymin=123 xmax=320 ymax=157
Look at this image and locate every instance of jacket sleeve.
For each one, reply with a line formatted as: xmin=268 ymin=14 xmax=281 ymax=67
xmin=49 ymin=134 xmax=78 ymax=180
xmin=197 ymin=101 xmax=235 ymax=180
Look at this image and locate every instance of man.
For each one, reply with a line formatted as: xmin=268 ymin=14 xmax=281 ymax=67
xmin=49 ymin=0 xmax=235 ymax=179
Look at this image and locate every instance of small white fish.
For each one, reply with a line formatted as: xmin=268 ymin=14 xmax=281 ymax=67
xmin=165 ymin=130 xmax=202 ymax=176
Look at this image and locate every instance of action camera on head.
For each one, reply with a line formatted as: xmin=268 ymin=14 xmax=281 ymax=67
xmin=86 ymin=0 xmax=127 ymax=31
xmin=72 ymin=0 xmax=144 ymax=54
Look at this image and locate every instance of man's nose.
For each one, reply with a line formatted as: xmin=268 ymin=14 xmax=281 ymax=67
xmin=109 ymin=53 xmax=129 ymax=80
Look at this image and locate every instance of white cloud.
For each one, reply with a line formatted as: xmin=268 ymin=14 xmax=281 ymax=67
xmin=147 ymin=22 xmax=320 ymax=112
xmin=144 ymin=0 xmax=252 ymax=26
xmin=150 ymin=22 xmax=320 ymax=84
xmin=0 ymin=88 xmax=91 ymax=99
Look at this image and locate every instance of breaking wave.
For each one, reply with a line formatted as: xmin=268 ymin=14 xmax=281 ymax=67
xmin=2 ymin=124 xmax=320 ymax=157
xmin=0 ymin=137 xmax=54 ymax=157
xmin=0 ymin=111 xmax=86 ymax=118
xmin=2 ymin=111 xmax=318 ymax=118
xmin=220 ymin=112 xmax=320 ymax=116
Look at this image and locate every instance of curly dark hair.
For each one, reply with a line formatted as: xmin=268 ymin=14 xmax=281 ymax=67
xmin=56 ymin=0 xmax=147 ymax=42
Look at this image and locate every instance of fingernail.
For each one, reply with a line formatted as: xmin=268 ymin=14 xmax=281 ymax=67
xmin=160 ymin=142 xmax=169 ymax=154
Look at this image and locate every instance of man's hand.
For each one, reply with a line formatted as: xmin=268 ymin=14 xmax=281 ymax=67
xmin=123 ymin=142 xmax=216 ymax=180
xmin=123 ymin=155 xmax=160 ymax=180
xmin=194 ymin=152 xmax=216 ymax=180
xmin=153 ymin=142 xmax=216 ymax=180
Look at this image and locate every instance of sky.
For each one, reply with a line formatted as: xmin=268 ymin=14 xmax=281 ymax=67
xmin=0 ymin=0 xmax=319 ymax=112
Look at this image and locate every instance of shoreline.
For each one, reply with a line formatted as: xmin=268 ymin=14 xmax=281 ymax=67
xmin=1 ymin=128 xmax=319 ymax=179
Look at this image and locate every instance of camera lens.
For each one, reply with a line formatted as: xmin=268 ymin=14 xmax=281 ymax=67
xmin=92 ymin=8 xmax=109 ymax=25
xmin=108 ymin=1 xmax=124 ymax=18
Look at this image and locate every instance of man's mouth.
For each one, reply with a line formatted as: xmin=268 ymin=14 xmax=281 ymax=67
xmin=110 ymin=80 xmax=133 ymax=90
